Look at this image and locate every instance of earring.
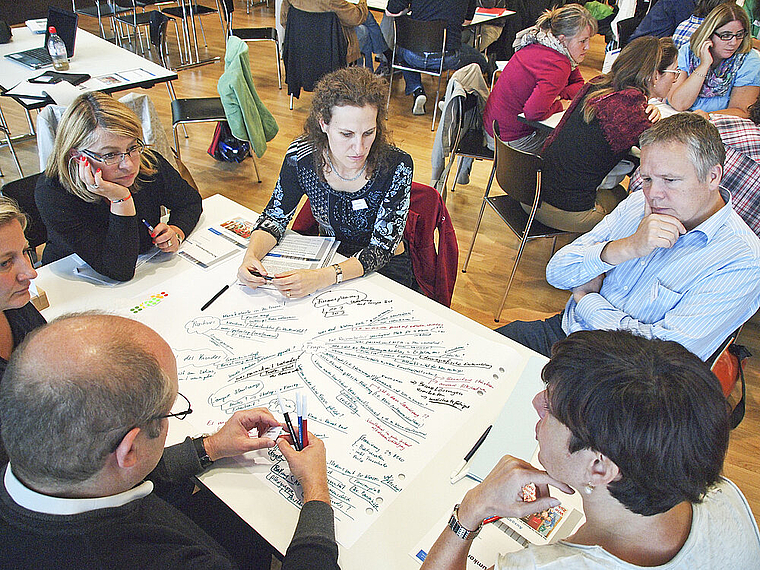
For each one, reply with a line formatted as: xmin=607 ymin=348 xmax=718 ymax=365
xmin=583 ymin=482 xmax=595 ymax=495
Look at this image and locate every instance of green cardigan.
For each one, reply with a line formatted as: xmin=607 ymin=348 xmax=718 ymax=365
xmin=217 ymin=36 xmax=279 ymax=158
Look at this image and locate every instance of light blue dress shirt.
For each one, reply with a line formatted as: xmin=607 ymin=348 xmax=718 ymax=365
xmin=546 ymin=190 xmax=760 ymax=360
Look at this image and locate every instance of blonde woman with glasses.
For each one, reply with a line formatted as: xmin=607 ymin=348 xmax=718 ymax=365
xmin=35 ymin=92 xmax=202 ymax=281
xmin=669 ymin=2 xmax=760 ymax=117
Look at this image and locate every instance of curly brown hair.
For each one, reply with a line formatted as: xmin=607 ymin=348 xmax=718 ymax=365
xmin=304 ymin=67 xmax=393 ymax=181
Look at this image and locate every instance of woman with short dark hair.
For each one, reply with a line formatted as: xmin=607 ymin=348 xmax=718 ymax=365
xmin=420 ymin=330 xmax=760 ymax=569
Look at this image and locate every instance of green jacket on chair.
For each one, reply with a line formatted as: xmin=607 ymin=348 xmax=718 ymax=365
xmin=217 ymin=36 xmax=279 ymax=158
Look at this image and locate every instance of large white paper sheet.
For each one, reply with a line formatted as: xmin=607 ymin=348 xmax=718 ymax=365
xmin=125 ymin=271 xmax=526 ymax=547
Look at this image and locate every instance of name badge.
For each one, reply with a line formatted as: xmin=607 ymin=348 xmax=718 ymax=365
xmin=352 ymin=198 xmax=368 ymax=210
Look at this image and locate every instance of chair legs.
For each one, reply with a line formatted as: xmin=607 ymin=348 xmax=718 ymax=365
xmin=494 ymin=219 xmax=531 ymax=322
xmin=274 ymin=41 xmax=282 ymax=89
xmin=462 ymin=162 xmax=496 ymax=272
xmin=430 ymin=71 xmax=443 ymax=131
xmin=0 ymin=107 xmax=23 ymax=178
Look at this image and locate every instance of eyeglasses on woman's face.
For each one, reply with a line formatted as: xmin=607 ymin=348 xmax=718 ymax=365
xmin=713 ymin=30 xmax=748 ymax=42
xmin=661 ymin=68 xmax=683 ymax=79
xmin=79 ymin=140 xmax=145 ymax=166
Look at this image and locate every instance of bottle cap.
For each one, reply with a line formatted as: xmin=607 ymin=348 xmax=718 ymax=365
xmin=49 ymin=26 xmax=56 ymax=34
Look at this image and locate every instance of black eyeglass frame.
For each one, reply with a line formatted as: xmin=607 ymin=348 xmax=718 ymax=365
xmin=108 ymin=392 xmax=193 ymax=453
xmin=151 ymin=391 xmax=193 ymax=421
xmin=712 ymin=30 xmax=748 ymax=41
xmin=79 ymin=139 xmax=146 ymax=166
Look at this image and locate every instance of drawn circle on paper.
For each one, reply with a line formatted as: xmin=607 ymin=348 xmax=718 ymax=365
xmin=366 ymin=507 xmax=374 ymax=515
xmin=499 ymin=367 xmax=505 ymax=373
xmin=376 ymin=497 xmax=383 ymax=505
xmin=398 ymin=473 xmax=406 ymax=480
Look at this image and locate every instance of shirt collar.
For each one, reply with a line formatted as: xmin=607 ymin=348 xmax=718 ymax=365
xmin=4 ymin=463 xmax=153 ymax=515
xmin=689 ymin=187 xmax=733 ymax=242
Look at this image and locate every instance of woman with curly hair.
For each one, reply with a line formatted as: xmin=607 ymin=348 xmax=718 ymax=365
xmin=238 ymin=66 xmax=416 ymax=297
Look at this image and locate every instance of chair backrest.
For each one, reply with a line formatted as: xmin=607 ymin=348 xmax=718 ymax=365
xmin=219 ymin=0 xmax=234 ymax=33
xmin=149 ymin=10 xmax=170 ymax=51
xmin=394 ymin=16 xmax=446 ymax=54
xmin=616 ymin=16 xmax=640 ymax=48
xmin=1 ymin=174 xmax=47 ymax=250
xmin=492 ymin=123 xmax=542 ymax=206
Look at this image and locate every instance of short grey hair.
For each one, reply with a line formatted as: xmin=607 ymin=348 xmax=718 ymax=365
xmin=0 ymin=313 xmax=172 ymax=488
xmin=639 ymin=112 xmax=725 ymax=181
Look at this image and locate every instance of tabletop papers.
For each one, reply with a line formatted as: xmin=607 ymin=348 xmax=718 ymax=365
xmin=126 ymin=270 xmax=525 ymax=547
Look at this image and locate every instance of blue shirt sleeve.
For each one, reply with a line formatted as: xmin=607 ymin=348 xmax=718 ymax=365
xmin=734 ymin=49 xmax=760 ymax=87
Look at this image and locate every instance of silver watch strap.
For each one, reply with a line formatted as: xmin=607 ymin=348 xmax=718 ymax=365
xmin=448 ymin=503 xmax=482 ymax=540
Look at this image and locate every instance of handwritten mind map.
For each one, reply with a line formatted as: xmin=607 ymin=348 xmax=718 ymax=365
xmin=130 ymin=276 xmax=525 ymax=547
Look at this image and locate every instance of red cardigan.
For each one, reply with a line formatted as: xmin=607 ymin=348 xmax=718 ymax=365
xmin=292 ymin=182 xmax=458 ymax=307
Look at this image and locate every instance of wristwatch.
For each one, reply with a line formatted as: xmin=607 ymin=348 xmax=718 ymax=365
xmin=333 ymin=264 xmax=343 ymax=284
xmin=193 ymin=436 xmax=214 ymax=469
xmin=448 ymin=503 xmax=482 ymax=540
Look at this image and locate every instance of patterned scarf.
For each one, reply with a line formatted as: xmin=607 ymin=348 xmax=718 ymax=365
xmin=513 ymin=26 xmax=578 ymax=70
xmin=687 ymin=48 xmax=748 ymax=98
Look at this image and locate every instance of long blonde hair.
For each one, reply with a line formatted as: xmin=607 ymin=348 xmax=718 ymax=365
xmin=45 ymin=92 xmax=157 ymax=203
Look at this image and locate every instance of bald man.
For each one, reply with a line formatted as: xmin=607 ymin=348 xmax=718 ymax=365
xmin=0 ymin=313 xmax=338 ymax=570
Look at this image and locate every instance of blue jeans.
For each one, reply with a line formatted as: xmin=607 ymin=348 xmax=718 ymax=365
xmin=397 ymin=44 xmax=488 ymax=95
xmin=356 ymin=13 xmax=388 ymax=69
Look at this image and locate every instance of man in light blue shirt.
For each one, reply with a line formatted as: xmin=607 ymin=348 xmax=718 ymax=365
xmin=497 ymin=113 xmax=760 ymax=361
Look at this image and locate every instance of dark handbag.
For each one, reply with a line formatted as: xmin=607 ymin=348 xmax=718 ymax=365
xmin=208 ymin=121 xmax=250 ymax=163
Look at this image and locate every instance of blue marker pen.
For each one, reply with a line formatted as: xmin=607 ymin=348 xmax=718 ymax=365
xmin=141 ymin=219 xmax=155 ymax=235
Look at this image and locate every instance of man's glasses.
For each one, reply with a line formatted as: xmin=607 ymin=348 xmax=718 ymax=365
xmin=151 ymin=392 xmax=193 ymax=421
xmin=79 ymin=140 xmax=145 ymax=166
xmin=109 ymin=392 xmax=192 ymax=452
xmin=713 ymin=30 xmax=748 ymax=41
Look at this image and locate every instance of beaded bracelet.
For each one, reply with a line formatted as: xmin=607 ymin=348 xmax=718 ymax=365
xmin=111 ymin=193 xmax=132 ymax=204
xmin=693 ymin=70 xmax=707 ymax=78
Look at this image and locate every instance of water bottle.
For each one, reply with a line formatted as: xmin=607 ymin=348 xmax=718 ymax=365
xmin=47 ymin=26 xmax=69 ymax=71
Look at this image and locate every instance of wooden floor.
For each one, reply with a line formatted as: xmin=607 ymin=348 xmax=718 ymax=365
xmin=2 ymin=3 xmax=759 ymax=524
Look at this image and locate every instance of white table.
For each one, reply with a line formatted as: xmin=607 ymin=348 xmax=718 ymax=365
xmin=35 ymin=193 xmax=547 ymax=569
xmin=0 ymin=26 xmax=177 ymax=110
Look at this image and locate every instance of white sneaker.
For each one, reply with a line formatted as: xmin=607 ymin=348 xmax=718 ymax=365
xmin=413 ymin=93 xmax=427 ymax=115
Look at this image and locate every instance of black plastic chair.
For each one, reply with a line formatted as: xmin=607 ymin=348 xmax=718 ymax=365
xmin=113 ymin=1 xmax=183 ymax=60
xmin=162 ymin=0 xmax=224 ymax=63
xmin=72 ymin=0 xmax=133 ymax=39
xmin=386 ymin=16 xmax=447 ymax=131
xmin=462 ymin=122 xmax=576 ymax=322
xmin=220 ymin=0 xmax=281 ymax=89
xmin=1 ymin=174 xmax=46 ymax=265
xmin=438 ymin=91 xmax=493 ymax=204
xmin=171 ymin=38 xmax=261 ymax=182
xmin=615 ymin=16 xmax=641 ymax=48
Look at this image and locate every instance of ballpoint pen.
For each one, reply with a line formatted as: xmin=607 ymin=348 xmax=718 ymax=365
xmin=450 ymin=425 xmax=492 ymax=484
